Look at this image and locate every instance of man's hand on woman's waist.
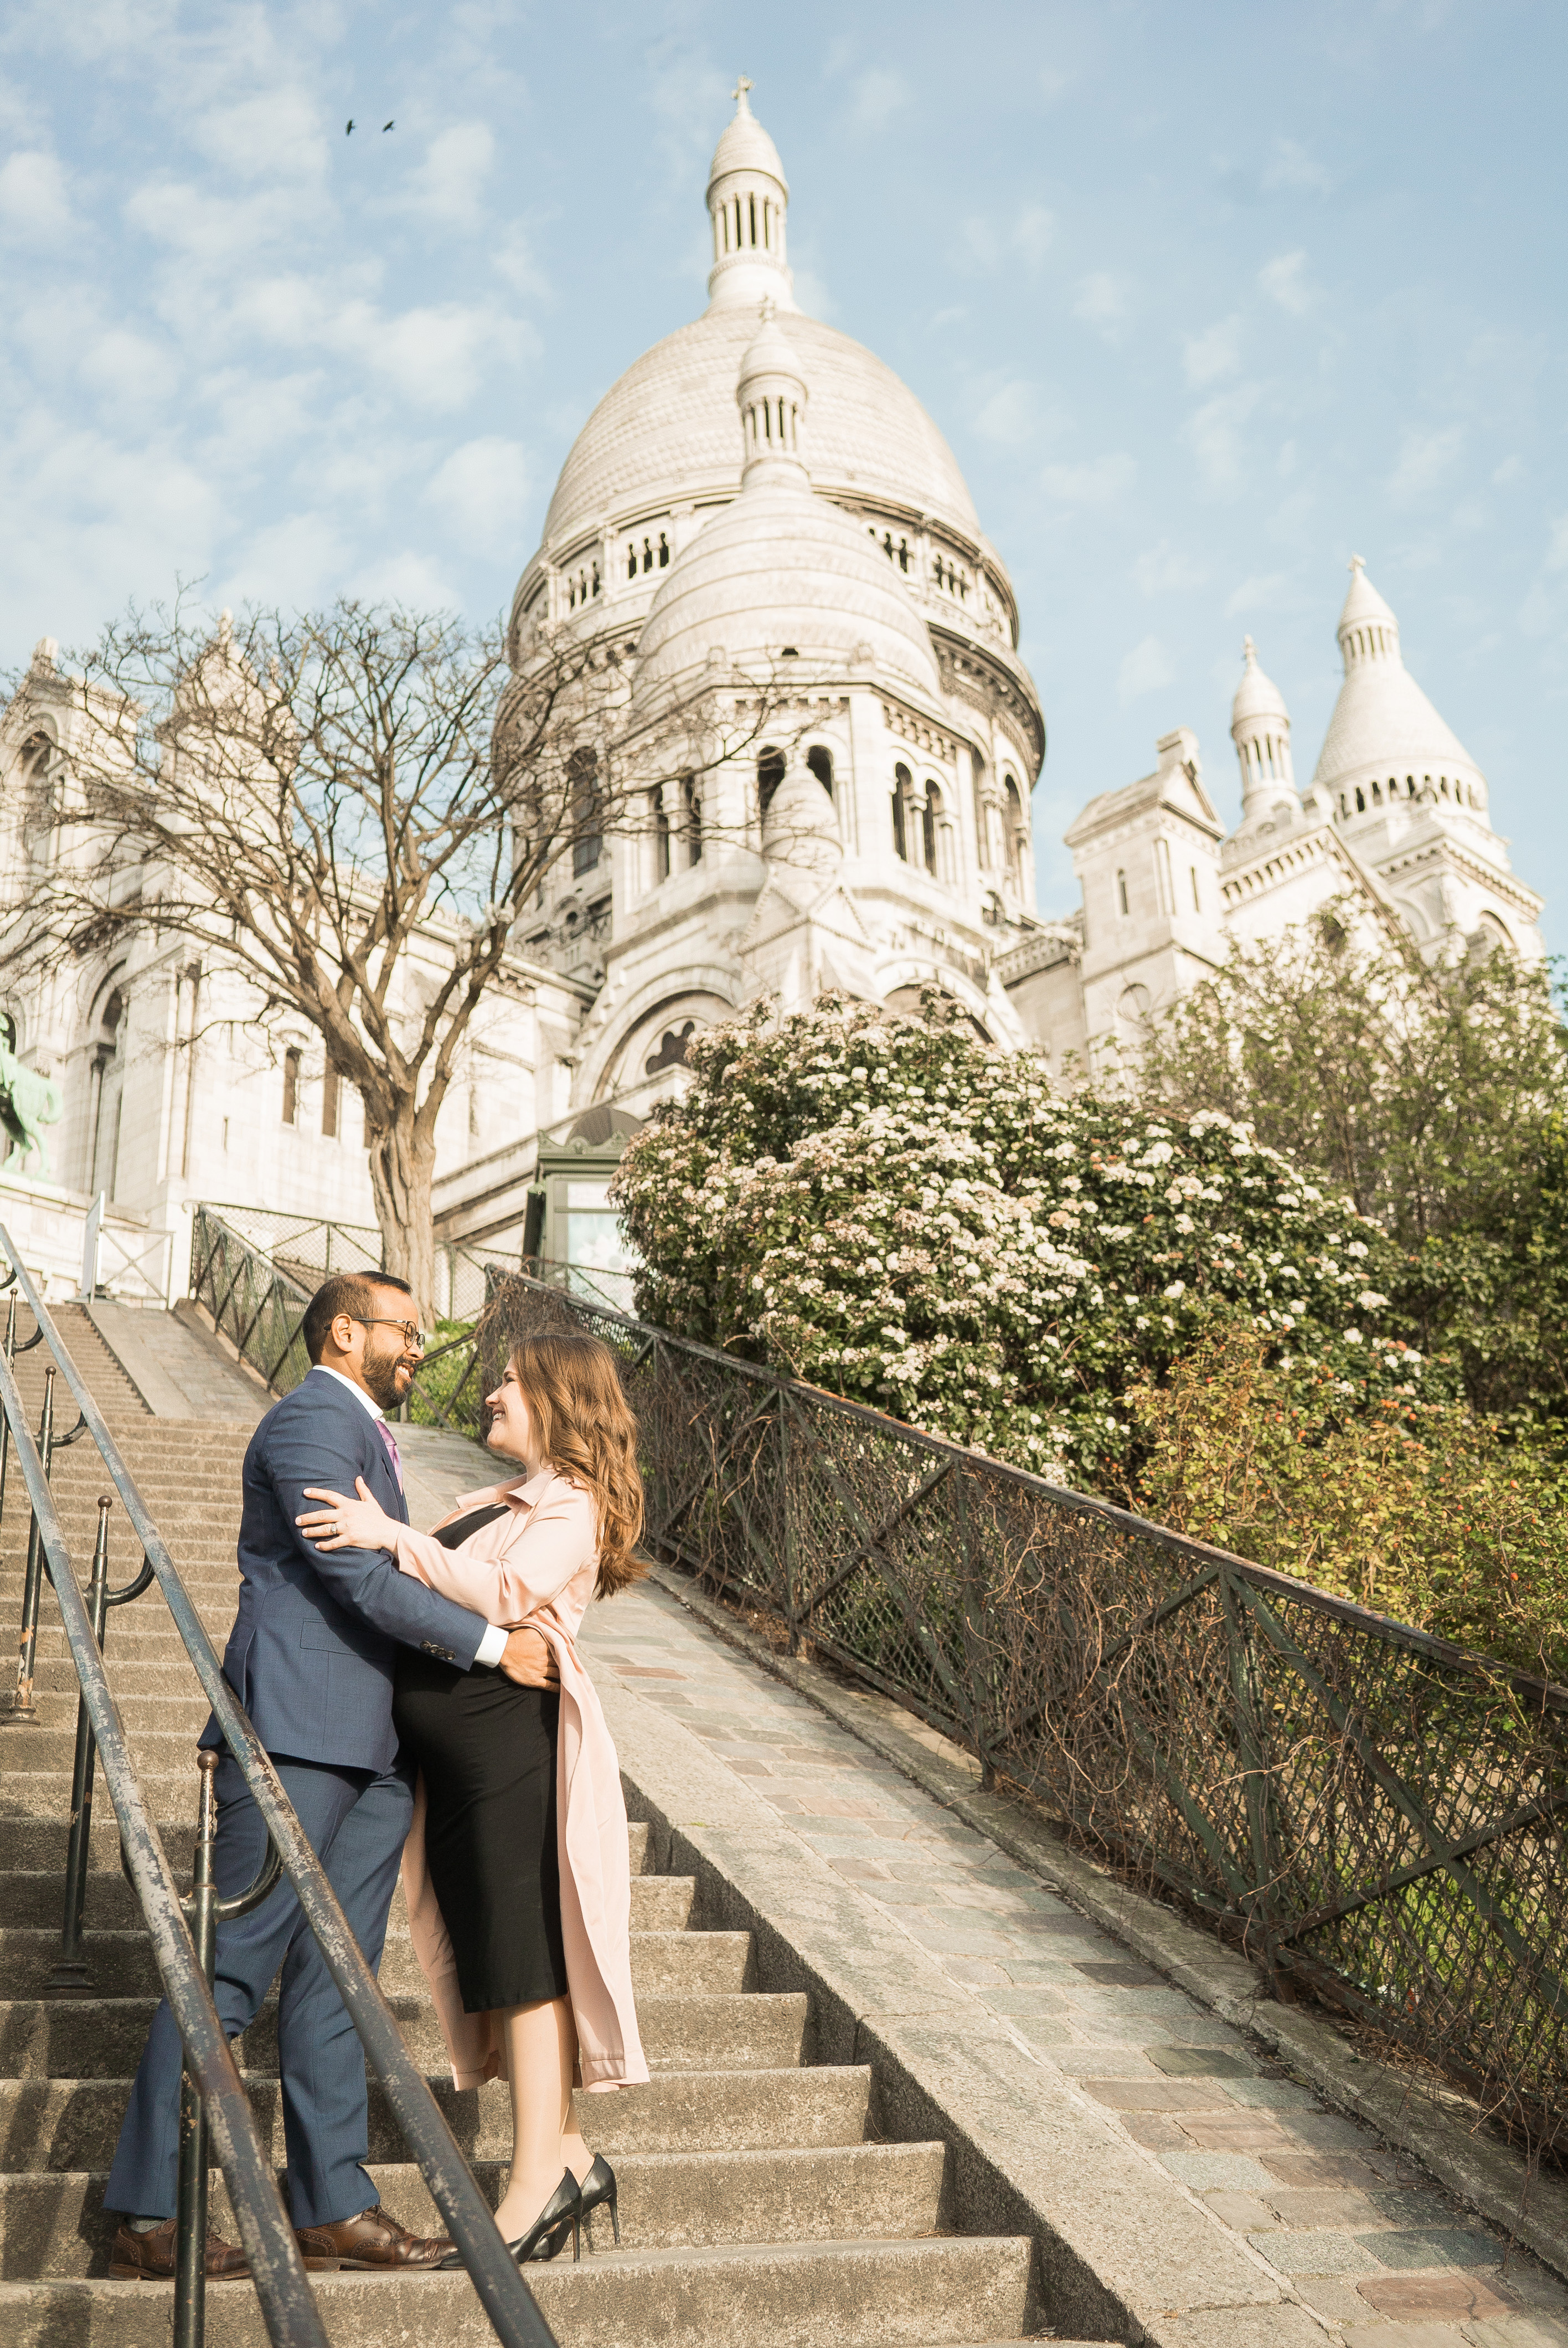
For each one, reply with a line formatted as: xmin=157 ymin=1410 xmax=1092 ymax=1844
xmin=499 ymin=1625 xmax=560 ymax=1688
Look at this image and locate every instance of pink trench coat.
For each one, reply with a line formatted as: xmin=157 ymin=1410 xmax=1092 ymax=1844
xmin=388 ymin=1468 xmax=649 ymax=2094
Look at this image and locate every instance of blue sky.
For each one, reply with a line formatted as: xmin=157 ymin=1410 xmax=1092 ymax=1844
xmin=2 ymin=1 xmax=1564 ymax=946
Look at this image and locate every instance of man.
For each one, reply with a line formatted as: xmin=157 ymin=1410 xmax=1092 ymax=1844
xmin=106 ymin=1271 xmax=555 ymax=2279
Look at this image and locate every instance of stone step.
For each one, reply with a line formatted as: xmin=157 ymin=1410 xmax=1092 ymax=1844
xmin=0 ymin=2062 xmax=871 ymax=2171
xmin=1 ymin=2139 xmax=946 ymax=2275
xmin=0 ymin=2233 xmax=1033 ymax=2348
xmin=0 ymin=1818 xmax=198 ymax=1872
xmin=0 ymin=1990 xmax=808 ymax=2081
xmin=0 ymin=1865 xmax=693 ymax=1936
xmin=0 ymin=1923 xmax=753 ymax=2000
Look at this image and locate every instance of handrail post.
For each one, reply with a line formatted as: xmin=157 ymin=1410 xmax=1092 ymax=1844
xmin=46 ymin=1495 xmax=114 ymax=1995
xmin=5 ymin=1366 xmax=55 ymax=1724
xmin=0 ymin=1289 xmax=17 ymax=1535
xmin=174 ymin=1752 xmax=221 ymax=2348
xmin=175 ymin=1751 xmax=285 ymax=2348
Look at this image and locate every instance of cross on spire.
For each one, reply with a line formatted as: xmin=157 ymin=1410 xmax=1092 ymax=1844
xmin=733 ymin=74 xmax=753 ymax=107
xmin=1349 ymin=553 xmax=1365 ymax=574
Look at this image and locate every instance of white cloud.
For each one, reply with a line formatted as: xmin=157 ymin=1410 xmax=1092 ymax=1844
xmin=191 ymin=88 xmax=328 ymax=186
xmin=1041 ymin=452 xmax=1136 ymax=504
xmin=1185 ymin=384 xmax=1260 ymax=494
xmin=424 ymin=436 xmax=534 ymax=557
xmin=1073 ymin=272 xmax=1129 ymax=338
xmin=1134 ymin=540 xmax=1208 ymax=596
xmin=1225 ymin=571 xmax=1294 ymax=618
xmin=1262 ymin=138 xmax=1333 ymax=195
xmin=1014 ymin=205 xmax=1055 ymax=269
xmin=221 ymin=511 xmax=349 ymax=608
xmin=1492 ymin=455 xmax=1523 ymax=487
xmin=974 ymin=382 xmax=1040 ymax=447
xmin=80 ymin=326 xmax=179 ymax=407
xmin=405 ymin=123 xmax=495 ymax=228
xmin=1543 ymin=514 xmax=1568 ymax=573
xmin=0 ymin=151 xmax=74 ymax=239
xmin=1182 ymin=317 xmax=1241 ymax=388
xmin=1389 ymin=425 xmax=1464 ymax=503
xmin=1118 ymin=634 xmax=1176 ymax=704
xmin=494 ymin=223 xmax=549 ymax=299
xmin=1259 ymin=250 xmax=1312 ymax=314
xmin=849 ymin=70 xmax=910 ymax=130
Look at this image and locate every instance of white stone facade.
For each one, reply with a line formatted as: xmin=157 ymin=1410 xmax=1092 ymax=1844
xmin=0 ymin=89 xmax=1546 ymax=1295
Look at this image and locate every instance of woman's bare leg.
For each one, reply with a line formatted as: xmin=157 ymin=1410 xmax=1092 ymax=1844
xmin=493 ymin=1996 xmax=576 ymax=2240
xmin=560 ymin=2004 xmax=591 ymax=2185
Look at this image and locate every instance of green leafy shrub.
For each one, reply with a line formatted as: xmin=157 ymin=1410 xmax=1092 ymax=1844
xmin=612 ymin=995 xmax=1448 ymax=1485
xmin=1126 ymin=1326 xmax=1568 ymax=1683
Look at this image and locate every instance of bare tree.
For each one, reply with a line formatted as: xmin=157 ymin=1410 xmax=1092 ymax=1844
xmin=1 ymin=597 xmax=790 ymax=1322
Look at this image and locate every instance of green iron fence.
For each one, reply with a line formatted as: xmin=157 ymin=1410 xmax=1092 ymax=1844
xmin=440 ymin=1270 xmax=1568 ymax=2154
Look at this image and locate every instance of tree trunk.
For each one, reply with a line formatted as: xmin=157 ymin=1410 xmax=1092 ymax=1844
xmin=368 ymin=1109 xmax=439 ymax=1333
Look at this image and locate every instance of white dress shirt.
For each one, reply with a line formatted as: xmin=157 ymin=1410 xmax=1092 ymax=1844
xmin=311 ymin=1366 xmax=509 ymax=1667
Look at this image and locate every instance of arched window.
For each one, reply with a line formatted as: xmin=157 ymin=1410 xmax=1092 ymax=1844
xmin=570 ymin=747 xmax=602 ymax=876
xmin=892 ymin=763 xmax=911 ymax=861
xmin=682 ymin=775 xmax=703 ymax=864
xmin=658 ymin=532 xmax=669 ymax=568
xmin=922 ymin=781 xmax=941 ymax=877
xmin=972 ymin=763 xmax=991 ymax=869
xmin=652 ymin=784 xmax=671 ymax=883
xmin=757 ymin=745 xmax=786 ymax=818
xmin=1189 ymin=864 xmax=1201 ymax=912
xmin=1004 ymin=776 xmax=1025 ymax=889
xmin=1154 ymin=837 xmax=1174 ymax=915
xmin=1117 ymin=869 xmax=1129 ymax=917
xmin=1354 ymin=787 xmax=1366 ymax=813
xmin=806 ymin=745 xmax=834 ymax=800
xmin=282 ymin=1047 xmax=301 ymax=1126
xmin=626 ymin=544 xmax=637 ymax=581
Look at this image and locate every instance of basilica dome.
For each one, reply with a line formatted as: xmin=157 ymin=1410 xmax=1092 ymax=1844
xmin=633 ymin=471 xmax=943 ymax=703
xmin=543 ymin=307 xmax=981 ymax=549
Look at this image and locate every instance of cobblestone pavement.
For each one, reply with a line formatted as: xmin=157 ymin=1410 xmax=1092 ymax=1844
xmin=581 ymin=1577 xmax=1568 ymax=2348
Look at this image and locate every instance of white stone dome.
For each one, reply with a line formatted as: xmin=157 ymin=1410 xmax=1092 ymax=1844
xmin=543 ymin=307 xmax=981 ymax=548
xmin=708 ymin=86 xmax=787 ymax=193
xmin=1231 ymin=636 xmax=1289 ymax=727
xmin=633 ymin=473 xmax=943 ymax=702
xmin=1312 ymin=559 xmax=1477 ymax=790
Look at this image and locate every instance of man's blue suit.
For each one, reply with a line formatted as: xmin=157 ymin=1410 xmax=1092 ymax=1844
xmin=106 ymin=1366 xmax=494 ymax=2227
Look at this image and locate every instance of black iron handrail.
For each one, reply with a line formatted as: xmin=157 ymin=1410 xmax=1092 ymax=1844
xmin=0 ymin=1319 xmax=331 ymax=2348
xmin=0 ymin=1232 xmax=560 ymax=2348
xmin=475 ymin=1268 xmax=1568 ymax=2147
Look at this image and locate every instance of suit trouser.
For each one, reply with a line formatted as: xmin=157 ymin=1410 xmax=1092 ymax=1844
xmin=105 ymin=1750 xmax=414 ymax=2227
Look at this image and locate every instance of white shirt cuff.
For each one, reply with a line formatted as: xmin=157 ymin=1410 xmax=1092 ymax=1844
xmin=474 ymin=1623 xmax=509 ymax=1668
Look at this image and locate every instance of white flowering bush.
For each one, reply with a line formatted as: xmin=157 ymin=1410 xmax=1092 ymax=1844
xmin=612 ymin=996 xmax=1447 ymax=1485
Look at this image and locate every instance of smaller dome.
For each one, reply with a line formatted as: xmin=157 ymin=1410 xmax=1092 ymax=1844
xmin=634 ymin=477 xmax=941 ymax=703
xmin=1339 ymin=553 xmax=1399 ymax=639
xmin=739 ymin=306 xmax=802 ymax=389
xmin=708 ymin=83 xmax=786 ymax=193
xmin=1231 ymin=636 xmax=1289 ymax=728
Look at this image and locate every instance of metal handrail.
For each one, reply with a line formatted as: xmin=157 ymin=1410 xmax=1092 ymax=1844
xmin=0 ymin=1232 xmax=560 ymax=2348
xmin=0 ymin=1326 xmax=331 ymax=2348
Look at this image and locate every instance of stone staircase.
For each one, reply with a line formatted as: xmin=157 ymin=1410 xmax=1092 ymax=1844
xmin=0 ymin=1305 xmax=1053 ymax=2345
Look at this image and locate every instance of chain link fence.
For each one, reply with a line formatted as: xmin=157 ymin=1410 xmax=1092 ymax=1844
xmin=446 ymin=1270 xmax=1568 ymax=2159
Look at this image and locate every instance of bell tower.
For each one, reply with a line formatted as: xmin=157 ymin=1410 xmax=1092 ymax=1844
xmin=706 ymin=78 xmax=796 ymax=312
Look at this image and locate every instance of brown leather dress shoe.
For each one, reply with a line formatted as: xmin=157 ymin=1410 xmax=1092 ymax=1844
xmin=294 ymin=2203 xmax=452 ymax=2272
xmin=109 ymin=2217 xmax=250 ymax=2280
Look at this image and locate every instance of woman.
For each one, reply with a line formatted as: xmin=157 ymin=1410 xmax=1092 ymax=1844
xmin=297 ymin=1330 xmax=649 ymax=2266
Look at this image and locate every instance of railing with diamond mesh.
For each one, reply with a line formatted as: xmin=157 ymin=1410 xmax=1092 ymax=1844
xmin=440 ymin=1269 xmax=1568 ymax=2154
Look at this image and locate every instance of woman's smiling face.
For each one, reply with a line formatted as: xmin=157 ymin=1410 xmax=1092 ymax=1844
xmin=484 ymin=1362 xmax=538 ymax=1466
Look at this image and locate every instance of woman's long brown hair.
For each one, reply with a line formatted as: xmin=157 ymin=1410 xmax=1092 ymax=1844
xmin=508 ymin=1332 xmax=646 ymax=1597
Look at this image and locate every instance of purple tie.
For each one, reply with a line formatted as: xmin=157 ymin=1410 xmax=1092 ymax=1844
xmin=376 ymin=1420 xmax=404 ymax=1493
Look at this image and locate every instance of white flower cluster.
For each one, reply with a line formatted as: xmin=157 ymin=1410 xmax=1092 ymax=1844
xmin=612 ymin=998 xmax=1437 ymax=1482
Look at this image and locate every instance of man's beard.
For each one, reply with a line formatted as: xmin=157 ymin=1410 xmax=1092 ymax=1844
xmin=362 ymin=1345 xmax=410 ymax=1413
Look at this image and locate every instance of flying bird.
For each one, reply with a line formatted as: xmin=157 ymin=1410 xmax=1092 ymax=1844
xmin=383 ymin=120 xmax=394 ymax=132
xmin=345 ymin=118 xmax=355 ymax=133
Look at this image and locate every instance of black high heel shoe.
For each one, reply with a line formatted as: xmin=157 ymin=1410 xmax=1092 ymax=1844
xmin=438 ymin=2169 xmax=581 ymax=2269
xmin=577 ymin=2153 xmax=620 ymax=2248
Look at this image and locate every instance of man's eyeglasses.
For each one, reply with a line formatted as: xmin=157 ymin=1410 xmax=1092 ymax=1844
xmin=349 ymin=1315 xmax=427 ymax=1354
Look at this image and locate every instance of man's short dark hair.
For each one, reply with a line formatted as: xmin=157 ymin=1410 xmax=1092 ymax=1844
xmin=302 ymin=1271 xmax=415 ymax=1366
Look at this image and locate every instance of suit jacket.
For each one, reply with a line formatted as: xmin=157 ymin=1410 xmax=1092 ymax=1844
xmin=200 ymin=1366 xmax=491 ymax=1772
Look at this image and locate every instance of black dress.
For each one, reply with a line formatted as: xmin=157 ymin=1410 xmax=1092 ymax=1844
xmin=392 ymin=1503 xmax=570 ymax=2015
